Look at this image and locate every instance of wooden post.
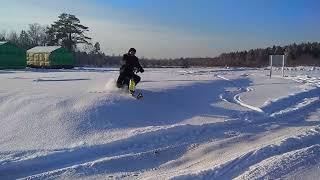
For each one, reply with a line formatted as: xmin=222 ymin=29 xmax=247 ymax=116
xmin=270 ymin=55 xmax=273 ymax=78
xmin=281 ymin=55 xmax=285 ymax=77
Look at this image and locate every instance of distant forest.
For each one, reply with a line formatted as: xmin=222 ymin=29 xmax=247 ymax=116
xmin=75 ymin=42 xmax=320 ymax=67
xmin=1 ymin=13 xmax=319 ymax=68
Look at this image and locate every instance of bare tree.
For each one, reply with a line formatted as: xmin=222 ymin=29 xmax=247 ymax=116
xmin=0 ymin=30 xmax=7 ymax=41
xmin=7 ymin=31 xmax=19 ymax=45
xmin=28 ymin=23 xmax=48 ymax=47
xmin=82 ymin=43 xmax=94 ymax=54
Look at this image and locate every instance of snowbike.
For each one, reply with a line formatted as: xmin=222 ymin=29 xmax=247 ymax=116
xmin=120 ymin=70 xmax=143 ymax=100
xmin=128 ymin=79 xmax=143 ymax=99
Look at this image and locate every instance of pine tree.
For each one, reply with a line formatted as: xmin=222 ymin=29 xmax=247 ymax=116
xmin=47 ymin=13 xmax=91 ymax=51
xmin=93 ymin=42 xmax=101 ymax=54
xmin=18 ymin=30 xmax=31 ymax=50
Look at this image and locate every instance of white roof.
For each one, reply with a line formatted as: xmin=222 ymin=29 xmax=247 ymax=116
xmin=27 ymin=46 xmax=62 ymax=53
xmin=0 ymin=41 xmax=8 ymax=46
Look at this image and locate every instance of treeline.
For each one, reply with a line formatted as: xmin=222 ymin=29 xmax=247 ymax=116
xmin=70 ymin=42 xmax=320 ymax=68
xmin=74 ymin=52 xmax=120 ymax=67
xmin=217 ymin=42 xmax=320 ymax=67
xmin=141 ymin=42 xmax=320 ymax=67
xmin=0 ymin=24 xmax=48 ymax=50
xmin=0 ymin=13 xmax=99 ymax=53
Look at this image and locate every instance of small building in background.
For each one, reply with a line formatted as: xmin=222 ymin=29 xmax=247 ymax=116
xmin=0 ymin=41 xmax=26 ymax=69
xmin=27 ymin=46 xmax=74 ymax=68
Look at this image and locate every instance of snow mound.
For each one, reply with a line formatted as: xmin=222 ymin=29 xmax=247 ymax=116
xmin=0 ymin=67 xmax=319 ymax=179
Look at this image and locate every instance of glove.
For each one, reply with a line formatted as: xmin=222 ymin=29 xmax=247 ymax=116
xmin=140 ymin=68 xmax=144 ymax=73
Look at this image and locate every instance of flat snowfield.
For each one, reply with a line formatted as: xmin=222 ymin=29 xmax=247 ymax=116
xmin=0 ymin=67 xmax=320 ymax=179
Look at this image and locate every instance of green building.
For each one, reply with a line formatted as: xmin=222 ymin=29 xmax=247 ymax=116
xmin=0 ymin=41 xmax=26 ymax=69
xmin=27 ymin=46 xmax=74 ymax=68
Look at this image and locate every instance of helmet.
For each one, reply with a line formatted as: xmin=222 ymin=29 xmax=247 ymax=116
xmin=128 ymin=48 xmax=136 ymax=53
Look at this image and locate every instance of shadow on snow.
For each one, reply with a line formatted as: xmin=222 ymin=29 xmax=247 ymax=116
xmin=1 ymin=78 xmax=320 ymax=179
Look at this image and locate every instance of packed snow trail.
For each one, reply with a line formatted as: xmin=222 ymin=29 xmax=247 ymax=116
xmin=0 ymin=67 xmax=319 ymax=179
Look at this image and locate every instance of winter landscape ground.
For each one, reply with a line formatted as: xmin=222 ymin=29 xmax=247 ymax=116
xmin=0 ymin=67 xmax=319 ymax=179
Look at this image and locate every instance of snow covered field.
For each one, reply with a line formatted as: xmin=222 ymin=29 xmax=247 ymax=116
xmin=0 ymin=67 xmax=319 ymax=179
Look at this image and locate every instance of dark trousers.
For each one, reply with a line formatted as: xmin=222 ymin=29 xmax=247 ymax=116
xmin=116 ymin=71 xmax=141 ymax=88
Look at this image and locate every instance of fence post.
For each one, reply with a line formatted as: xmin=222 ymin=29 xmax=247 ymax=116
xmin=269 ymin=55 xmax=273 ymax=78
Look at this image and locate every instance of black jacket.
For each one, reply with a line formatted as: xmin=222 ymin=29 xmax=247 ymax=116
xmin=120 ymin=53 xmax=144 ymax=73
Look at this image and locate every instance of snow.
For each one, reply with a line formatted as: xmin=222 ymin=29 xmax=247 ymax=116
xmin=0 ymin=67 xmax=319 ymax=179
xmin=27 ymin=46 xmax=62 ymax=53
xmin=0 ymin=41 xmax=8 ymax=46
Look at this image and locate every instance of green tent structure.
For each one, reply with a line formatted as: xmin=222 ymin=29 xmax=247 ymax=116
xmin=27 ymin=46 xmax=74 ymax=68
xmin=0 ymin=41 xmax=26 ymax=69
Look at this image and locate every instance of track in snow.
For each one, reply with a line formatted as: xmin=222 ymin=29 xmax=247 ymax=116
xmin=0 ymin=68 xmax=319 ymax=179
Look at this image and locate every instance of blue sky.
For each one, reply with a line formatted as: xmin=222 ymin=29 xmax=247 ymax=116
xmin=0 ymin=0 xmax=319 ymax=58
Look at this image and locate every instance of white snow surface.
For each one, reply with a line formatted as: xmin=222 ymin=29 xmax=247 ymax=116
xmin=0 ymin=67 xmax=319 ymax=179
xmin=27 ymin=46 xmax=62 ymax=53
